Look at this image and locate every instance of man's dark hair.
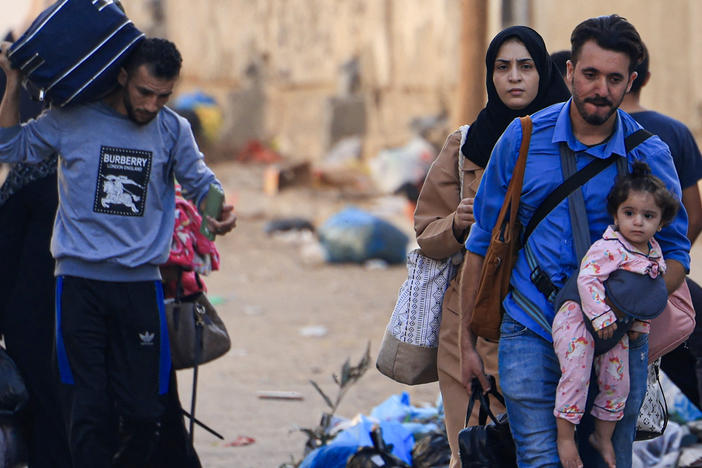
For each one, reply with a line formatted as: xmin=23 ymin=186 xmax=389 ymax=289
xmin=570 ymin=14 xmax=643 ymax=73
xmin=124 ymin=38 xmax=182 ymax=80
xmin=550 ymin=50 xmax=571 ymax=78
xmin=629 ymin=42 xmax=649 ymax=94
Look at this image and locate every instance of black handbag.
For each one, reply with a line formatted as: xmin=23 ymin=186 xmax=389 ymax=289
xmin=165 ymin=289 xmax=231 ymax=370
xmin=165 ymin=272 xmax=230 ymax=444
xmin=458 ymin=376 xmax=516 ymax=468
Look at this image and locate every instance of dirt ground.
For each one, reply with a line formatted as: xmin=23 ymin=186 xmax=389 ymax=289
xmin=179 ymin=160 xmax=440 ymax=468
xmin=178 ymin=160 xmax=702 ymax=468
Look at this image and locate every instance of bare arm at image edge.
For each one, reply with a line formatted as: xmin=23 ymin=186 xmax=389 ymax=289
xmin=682 ymin=184 xmax=702 ymax=244
xmin=0 ymin=42 xmax=20 ymax=128
xmin=664 ymin=258 xmax=687 ymax=294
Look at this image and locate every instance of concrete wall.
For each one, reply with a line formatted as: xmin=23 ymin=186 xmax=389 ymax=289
xmin=8 ymin=1 xmax=702 ymax=161
xmin=123 ymin=0 xmax=463 ymax=161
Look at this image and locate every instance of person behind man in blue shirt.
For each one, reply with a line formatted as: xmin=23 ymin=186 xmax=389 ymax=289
xmin=459 ymin=15 xmax=690 ymax=467
xmin=620 ymin=42 xmax=702 ymax=408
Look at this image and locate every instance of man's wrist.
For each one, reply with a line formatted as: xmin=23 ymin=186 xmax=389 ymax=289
xmin=3 ymin=74 xmax=21 ymax=92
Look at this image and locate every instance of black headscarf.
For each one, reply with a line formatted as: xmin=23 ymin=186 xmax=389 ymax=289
xmin=461 ymin=26 xmax=570 ymax=168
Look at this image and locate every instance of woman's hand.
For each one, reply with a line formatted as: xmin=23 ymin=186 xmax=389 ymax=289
xmin=461 ymin=348 xmax=490 ymax=394
xmin=453 ymin=197 xmax=475 ymax=240
xmin=596 ymin=322 xmax=618 ymax=340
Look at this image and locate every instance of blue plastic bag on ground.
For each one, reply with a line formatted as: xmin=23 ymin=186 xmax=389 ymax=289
xmin=661 ymin=370 xmax=702 ymax=423
xmin=299 ymin=415 xmax=414 ymax=467
xmin=299 ymin=444 xmax=359 ymax=468
xmin=370 ymin=392 xmax=440 ymax=427
xmin=332 ymin=415 xmax=413 ymax=465
xmin=317 ymin=207 xmax=409 ymax=264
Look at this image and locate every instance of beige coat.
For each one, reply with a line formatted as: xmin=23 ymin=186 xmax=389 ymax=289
xmin=414 ymin=128 xmax=483 ymax=314
xmin=414 ymin=128 xmax=501 ymax=468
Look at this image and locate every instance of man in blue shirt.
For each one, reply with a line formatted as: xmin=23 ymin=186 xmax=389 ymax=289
xmin=620 ymin=43 xmax=702 ymax=408
xmin=459 ymin=15 xmax=690 ymax=467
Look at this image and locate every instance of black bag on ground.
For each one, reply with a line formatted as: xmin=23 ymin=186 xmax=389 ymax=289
xmin=0 ymin=420 xmax=27 ymax=467
xmin=0 ymin=347 xmax=28 ymax=416
xmin=0 ymin=348 xmax=29 ymax=467
xmin=411 ymin=430 xmax=451 ymax=468
xmin=458 ymin=376 xmax=516 ymax=468
xmin=8 ymin=0 xmax=144 ymax=107
xmin=346 ymin=425 xmax=411 ymax=468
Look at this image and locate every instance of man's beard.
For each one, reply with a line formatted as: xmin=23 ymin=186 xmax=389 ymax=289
xmin=123 ymin=95 xmax=157 ymax=125
xmin=571 ymin=79 xmax=624 ymax=126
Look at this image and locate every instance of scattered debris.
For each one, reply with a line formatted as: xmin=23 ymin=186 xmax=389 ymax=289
xmin=364 ymin=259 xmax=388 ymax=270
xmin=264 ymin=161 xmax=312 ymax=195
xmin=257 ymin=391 xmax=305 ymax=401
xmin=299 ymin=326 xmax=329 ymax=338
xmin=322 ymin=136 xmax=362 ymax=167
xmin=243 ymin=305 xmax=263 ymax=316
xmin=679 ymin=443 xmax=702 ymax=467
xmin=236 ymin=140 xmax=282 ymax=164
xmin=225 ymin=435 xmax=256 ymax=447
xmin=264 ymin=217 xmax=316 ymax=235
xmin=228 ymin=348 xmax=248 ymax=357
xmin=300 ymin=241 xmax=328 ymax=266
xmin=367 ymin=136 xmax=435 ymax=194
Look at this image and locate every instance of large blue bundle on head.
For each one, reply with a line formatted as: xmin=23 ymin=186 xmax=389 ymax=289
xmin=8 ymin=0 xmax=144 ymax=107
xmin=318 ymin=207 xmax=409 ymax=265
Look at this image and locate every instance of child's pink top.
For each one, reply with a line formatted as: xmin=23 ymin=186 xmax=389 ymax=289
xmin=577 ymin=225 xmax=666 ymax=333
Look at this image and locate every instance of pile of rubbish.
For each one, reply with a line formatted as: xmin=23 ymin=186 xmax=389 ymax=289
xmin=281 ymin=345 xmax=702 ymax=468
xmin=279 ymin=346 xmax=450 ymax=468
xmin=296 ymin=392 xmax=449 ymax=468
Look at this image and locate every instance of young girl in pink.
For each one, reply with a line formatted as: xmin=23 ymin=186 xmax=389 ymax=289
xmin=553 ymin=161 xmax=680 ymax=468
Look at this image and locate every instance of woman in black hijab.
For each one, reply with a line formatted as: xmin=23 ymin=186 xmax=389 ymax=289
xmin=414 ymin=26 xmax=570 ymax=468
xmin=462 ymin=25 xmax=570 ymax=168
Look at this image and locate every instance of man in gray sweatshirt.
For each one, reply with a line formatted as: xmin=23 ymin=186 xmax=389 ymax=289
xmin=0 ymin=38 xmax=237 ymax=467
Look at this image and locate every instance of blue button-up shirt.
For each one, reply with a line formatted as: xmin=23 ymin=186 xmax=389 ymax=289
xmin=466 ymin=99 xmax=690 ymax=342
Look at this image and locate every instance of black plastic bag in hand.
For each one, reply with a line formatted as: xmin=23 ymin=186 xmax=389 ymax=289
xmin=0 ymin=348 xmax=28 ymax=416
xmin=458 ymin=375 xmax=516 ymax=468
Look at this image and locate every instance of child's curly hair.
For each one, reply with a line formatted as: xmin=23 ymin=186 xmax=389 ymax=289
xmin=606 ymin=161 xmax=680 ymax=226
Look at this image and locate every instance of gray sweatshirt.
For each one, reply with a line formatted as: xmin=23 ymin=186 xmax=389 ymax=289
xmin=0 ymin=101 xmax=219 ymax=281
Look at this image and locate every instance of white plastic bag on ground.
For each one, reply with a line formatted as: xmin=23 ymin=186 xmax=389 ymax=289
xmin=368 ymin=137 xmax=435 ymax=194
xmin=632 ymin=420 xmax=683 ymax=468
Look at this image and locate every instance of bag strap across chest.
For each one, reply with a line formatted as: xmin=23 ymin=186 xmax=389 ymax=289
xmin=514 ymin=129 xmax=652 ymax=328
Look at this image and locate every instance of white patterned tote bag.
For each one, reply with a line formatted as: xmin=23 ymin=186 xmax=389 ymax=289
xmin=636 ymin=358 xmax=668 ymax=440
xmin=376 ymin=249 xmax=460 ymax=385
xmin=376 ymin=126 xmax=468 ymax=385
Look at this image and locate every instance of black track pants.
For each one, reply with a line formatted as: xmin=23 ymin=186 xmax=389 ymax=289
xmin=56 ymin=276 xmax=171 ymax=468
